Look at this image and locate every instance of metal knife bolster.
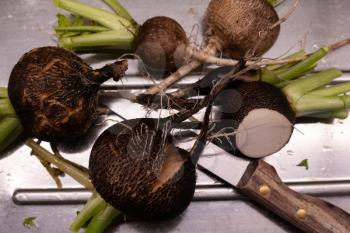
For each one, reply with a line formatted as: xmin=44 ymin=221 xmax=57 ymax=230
xmin=198 ymin=142 xmax=251 ymax=186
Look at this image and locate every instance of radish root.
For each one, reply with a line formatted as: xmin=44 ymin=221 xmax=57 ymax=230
xmin=145 ymin=44 xmax=217 ymax=95
xmin=270 ymin=0 xmax=300 ymax=29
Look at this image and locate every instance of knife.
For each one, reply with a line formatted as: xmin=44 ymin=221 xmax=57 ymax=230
xmin=197 ymin=143 xmax=350 ymax=233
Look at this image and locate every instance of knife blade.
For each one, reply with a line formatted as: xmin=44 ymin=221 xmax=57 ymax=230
xmin=198 ymin=142 xmax=350 ymax=233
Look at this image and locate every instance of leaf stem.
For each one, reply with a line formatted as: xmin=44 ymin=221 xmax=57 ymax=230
xmin=70 ymin=193 xmax=107 ymax=233
xmin=0 ymin=99 xmax=17 ymax=117
xmin=261 ymin=48 xmax=328 ymax=84
xmin=261 ymin=62 xmax=317 ymax=85
xmin=283 ymin=68 xmax=342 ymax=105
xmin=278 ymin=47 xmax=328 ymax=80
xmin=309 ymin=82 xmax=350 ymax=97
xmin=267 ymin=50 xmax=307 ymax=71
xmin=59 ymin=30 xmax=134 ymax=49
xmin=103 ymin=0 xmax=136 ymax=24
xmin=267 ymin=0 xmax=286 ymax=7
xmin=54 ymin=0 xmax=136 ymax=33
xmin=0 ymin=123 xmax=23 ymax=152
xmin=305 ymin=110 xmax=348 ymax=119
xmin=294 ymin=95 xmax=348 ymax=116
xmin=25 ymin=138 xmax=93 ymax=190
xmin=0 ymin=87 xmax=8 ymax=98
xmin=0 ymin=118 xmax=21 ymax=151
xmin=85 ymin=204 xmax=122 ymax=233
xmin=56 ymin=26 xmax=109 ymax=32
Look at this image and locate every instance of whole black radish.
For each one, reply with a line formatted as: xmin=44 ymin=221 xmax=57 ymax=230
xmin=206 ymin=0 xmax=280 ymax=58
xmin=8 ymin=46 xmax=127 ymax=142
xmin=134 ymin=16 xmax=189 ymax=73
xmin=89 ymin=118 xmax=196 ymax=220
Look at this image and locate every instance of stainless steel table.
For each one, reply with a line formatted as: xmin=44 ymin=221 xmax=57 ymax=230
xmin=1 ymin=1 xmax=350 ymax=232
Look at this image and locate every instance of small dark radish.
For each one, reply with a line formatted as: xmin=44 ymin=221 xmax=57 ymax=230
xmin=8 ymin=46 xmax=127 ymax=142
xmin=134 ymin=16 xmax=189 ymax=73
xmin=219 ymin=81 xmax=294 ymax=158
xmin=55 ymin=1 xmax=188 ymax=76
xmin=206 ymin=0 xmax=280 ymax=58
xmin=89 ymin=118 xmax=196 ymax=220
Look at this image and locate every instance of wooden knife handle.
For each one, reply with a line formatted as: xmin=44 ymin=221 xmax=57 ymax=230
xmin=237 ymin=160 xmax=350 ymax=233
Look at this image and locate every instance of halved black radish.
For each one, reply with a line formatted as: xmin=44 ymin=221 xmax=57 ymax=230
xmin=219 ymin=81 xmax=295 ymax=158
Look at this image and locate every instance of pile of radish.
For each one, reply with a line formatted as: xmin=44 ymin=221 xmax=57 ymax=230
xmin=2 ymin=0 xmax=350 ymax=232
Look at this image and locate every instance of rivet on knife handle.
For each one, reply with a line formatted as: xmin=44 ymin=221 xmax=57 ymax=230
xmin=237 ymin=160 xmax=350 ymax=233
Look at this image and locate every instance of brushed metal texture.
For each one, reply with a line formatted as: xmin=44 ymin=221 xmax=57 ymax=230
xmin=1 ymin=1 xmax=350 ymax=233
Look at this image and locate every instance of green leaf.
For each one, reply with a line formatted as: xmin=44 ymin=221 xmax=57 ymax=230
xmin=0 ymin=87 xmax=8 ymax=99
xmin=22 ymin=217 xmax=37 ymax=228
xmin=267 ymin=0 xmax=285 ymax=7
xmin=297 ymin=159 xmax=309 ymax=170
xmin=56 ymin=13 xmax=70 ymax=27
xmin=56 ymin=13 xmax=72 ymax=38
xmin=71 ymin=14 xmax=84 ymax=26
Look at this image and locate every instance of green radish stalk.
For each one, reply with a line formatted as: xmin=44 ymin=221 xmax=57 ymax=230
xmin=0 ymin=87 xmax=8 ymax=98
xmin=0 ymin=87 xmax=23 ymax=153
xmin=25 ymin=138 xmax=93 ymax=189
xmin=84 ymin=204 xmax=121 ymax=233
xmin=267 ymin=0 xmax=286 ymax=6
xmin=70 ymin=192 xmax=122 ymax=233
xmin=25 ymin=138 xmax=121 ymax=233
xmin=260 ymin=47 xmax=328 ymax=84
xmin=70 ymin=193 xmax=107 ymax=232
xmin=0 ymin=98 xmax=17 ymax=117
xmin=0 ymin=117 xmax=22 ymax=152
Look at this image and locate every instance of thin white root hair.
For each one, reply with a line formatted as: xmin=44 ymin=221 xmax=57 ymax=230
xmin=329 ymin=38 xmax=350 ymax=51
xmin=270 ymin=0 xmax=300 ymax=29
xmin=207 ymin=126 xmax=237 ymax=147
xmin=188 ymin=24 xmax=200 ymax=48
xmin=208 ymin=131 xmax=237 ymax=140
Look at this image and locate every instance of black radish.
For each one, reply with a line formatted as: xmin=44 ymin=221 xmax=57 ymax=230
xmin=206 ymin=0 xmax=280 ymax=59
xmin=8 ymin=46 xmax=127 ymax=142
xmin=89 ymin=118 xmax=196 ymax=220
xmin=134 ymin=16 xmax=188 ymax=73
xmin=87 ymin=65 xmax=247 ymax=222
xmin=145 ymin=0 xmax=281 ymax=95
xmin=219 ymin=81 xmax=295 ymax=158
xmin=55 ymin=0 xmax=188 ymax=75
xmin=216 ymin=66 xmax=350 ymax=158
